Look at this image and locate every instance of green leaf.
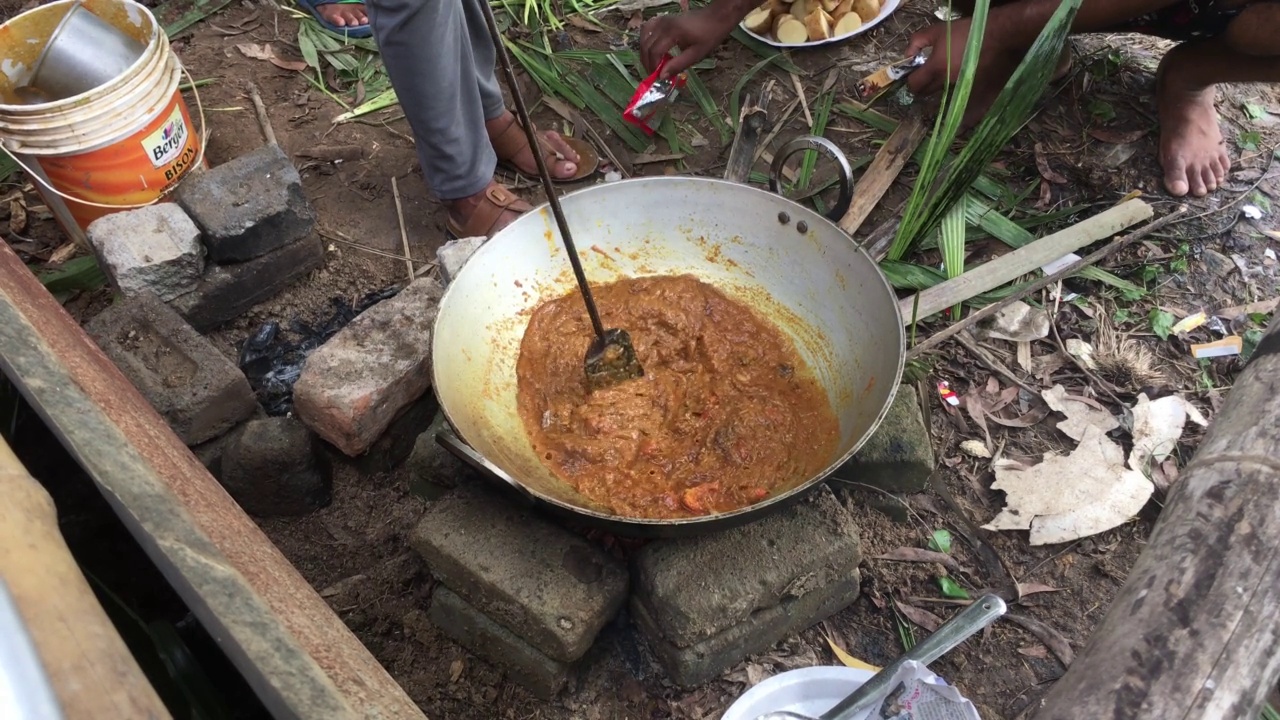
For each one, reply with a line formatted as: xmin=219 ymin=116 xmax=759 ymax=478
xmin=1248 ymin=312 xmax=1272 ymax=325
xmin=1242 ymin=328 xmax=1265 ymax=362
xmin=938 ymin=576 xmax=971 ymax=600
xmin=1112 ymin=307 xmax=1132 ymax=325
xmin=685 ymin=70 xmax=732 ymax=145
xmin=939 ymin=199 xmax=968 ymax=318
xmin=1088 ymin=98 xmax=1116 ymax=123
xmin=0 ymin=149 xmax=18 ymax=183
xmin=1149 ymin=307 xmax=1175 ymax=341
xmin=34 ymin=256 xmax=107 ymax=295
xmin=1243 ymin=103 xmax=1268 ymax=121
xmin=1238 ymin=130 xmax=1262 ymax=152
xmin=928 ymin=529 xmax=954 ymax=554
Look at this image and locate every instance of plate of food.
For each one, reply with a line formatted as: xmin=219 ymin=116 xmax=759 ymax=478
xmin=738 ymin=0 xmax=899 ymax=48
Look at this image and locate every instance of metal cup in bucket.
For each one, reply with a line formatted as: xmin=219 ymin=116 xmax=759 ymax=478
xmin=28 ymin=2 xmax=147 ymax=101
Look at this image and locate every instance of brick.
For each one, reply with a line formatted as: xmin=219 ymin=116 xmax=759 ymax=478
xmin=293 ymin=277 xmax=443 ymax=457
xmin=221 ymin=416 xmax=332 ymax=517
xmin=437 ymin=236 xmax=484 ymax=285
xmin=87 ymin=203 xmax=204 ymax=301
xmin=175 ymin=144 xmax=317 ymax=263
xmin=406 ymin=410 xmax=472 ymax=501
xmin=168 ymin=235 xmax=325 ymax=332
xmin=838 ymin=384 xmax=934 ymax=493
xmin=631 ymin=485 xmax=861 ymax=648
xmin=633 ymin=572 xmax=860 ymax=686
xmin=409 ymin=487 xmax=628 ymax=663
xmin=324 ymin=393 xmax=438 ymax=474
xmin=426 ymin=587 xmax=572 ymax=700
xmin=85 ymin=292 xmax=258 ymax=445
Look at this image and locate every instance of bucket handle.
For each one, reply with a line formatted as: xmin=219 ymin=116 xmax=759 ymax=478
xmin=767 ymin=135 xmax=855 ymax=223
xmin=0 ymin=63 xmax=209 ymax=212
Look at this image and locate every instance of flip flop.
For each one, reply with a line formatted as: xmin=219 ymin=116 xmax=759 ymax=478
xmin=490 ymin=114 xmax=600 ymax=184
xmin=444 ymin=183 xmax=534 ymax=241
xmin=296 ymin=0 xmax=373 ymax=39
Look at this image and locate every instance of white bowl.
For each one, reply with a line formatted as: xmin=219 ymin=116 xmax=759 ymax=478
xmin=737 ymin=0 xmax=901 ymax=49
xmin=721 ymin=665 xmax=876 ymax=720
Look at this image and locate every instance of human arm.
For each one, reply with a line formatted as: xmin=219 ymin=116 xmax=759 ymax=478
xmin=639 ymin=0 xmax=761 ymax=78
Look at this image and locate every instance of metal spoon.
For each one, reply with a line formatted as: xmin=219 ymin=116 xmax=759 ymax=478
xmin=477 ymin=0 xmax=644 ymax=391
xmin=754 ymin=594 xmax=1008 ymax=720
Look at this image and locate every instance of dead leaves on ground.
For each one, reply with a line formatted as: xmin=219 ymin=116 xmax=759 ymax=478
xmin=235 ymin=42 xmax=308 ymax=72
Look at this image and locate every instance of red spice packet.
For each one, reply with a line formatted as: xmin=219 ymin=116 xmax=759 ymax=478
xmin=623 ymin=57 xmax=687 ymax=136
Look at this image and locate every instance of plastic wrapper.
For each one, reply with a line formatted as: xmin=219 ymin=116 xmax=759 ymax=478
xmin=623 ymin=58 xmax=687 ymax=135
xmin=855 ymin=660 xmax=981 ymax=720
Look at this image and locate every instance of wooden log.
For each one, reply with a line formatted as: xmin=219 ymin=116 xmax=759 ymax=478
xmin=724 ymin=84 xmax=774 ymax=185
xmin=0 ymin=435 xmax=171 ymax=720
xmin=1033 ymin=314 xmax=1280 ymax=720
xmin=837 ymin=109 xmax=927 ymax=237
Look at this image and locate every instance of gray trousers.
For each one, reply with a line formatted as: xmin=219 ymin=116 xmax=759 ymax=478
xmin=367 ymin=0 xmax=504 ymax=200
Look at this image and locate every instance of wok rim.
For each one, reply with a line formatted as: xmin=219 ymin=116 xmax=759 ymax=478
xmin=431 ymin=176 xmax=906 ymax=528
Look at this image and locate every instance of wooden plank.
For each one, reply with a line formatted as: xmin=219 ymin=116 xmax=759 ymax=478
xmin=0 ymin=435 xmax=171 ymax=720
xmin=837 ymin=110 xmax=928 ymax=237
xmin=899 ymin=198 xmax=1152 ymax=322
xmin=1033 ymin=314 xmax=1280 ymax=720
xmin=0 ymin=241 xmax=427 ymax=720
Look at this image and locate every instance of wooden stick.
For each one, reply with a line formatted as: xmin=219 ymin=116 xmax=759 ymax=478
xmin=0 ymin=435 xmax=171 ymax=719
xmin=907 ymin=205 xmax=1186 ymax=359
xmin=838 ymin=110 xmax=928 ymax=236
xmin=901 ymin=198 xmax=1154 ymax=322
xmin=1033 ymin=312 xmax=1280 ymax=720
xmin=390 ymin=177 xmax=415 ymax=283
xmin=248 ymin=82 xmax=277 ymax=146
xmin=724 ymin=84 xmax=774 ymax=185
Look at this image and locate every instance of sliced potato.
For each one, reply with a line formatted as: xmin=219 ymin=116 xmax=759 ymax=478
xmin=774 ymin=16 xmax=809 ymax=43
xmin=744 ymin=5 xmax=773 ymax=32
xmin=852 ymin=0 xmax=879 ymax=20
xmin=804 ymin=7 xmax=832 ymax=40
xmin=789 ymin=0 xmax=808 ymax=20
xmin=766 ymin=0 xmax=790 ymax=17
xmin=819 ymin=0 xmax=840 ymax=13
xmin=833 ymin=9 xmax=862 ymax=34
xmin=772 ymin=12 xmax=791 ymax=35
xmin=831 ymin=0 xmax=853 ymax=18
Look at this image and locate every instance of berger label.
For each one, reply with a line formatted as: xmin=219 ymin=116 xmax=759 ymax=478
xmin=143 ymin=107 xmax=189 ymax=169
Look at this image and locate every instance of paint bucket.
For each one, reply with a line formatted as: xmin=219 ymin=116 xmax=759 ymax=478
xmin=0 ymin=0 xmax=205 ymax=247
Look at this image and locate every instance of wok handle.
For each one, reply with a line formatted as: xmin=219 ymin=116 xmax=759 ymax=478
xmin=768 ymin=135 xmax=855 ymax=223
xmin=435 ymin=428 xmax=537 ymax=507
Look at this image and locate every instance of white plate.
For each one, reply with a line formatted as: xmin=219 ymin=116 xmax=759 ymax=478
xmin=738 ymin=0 xmax=901 ymax=49
xmin=721 ymin=665 xmax=877 ymax=720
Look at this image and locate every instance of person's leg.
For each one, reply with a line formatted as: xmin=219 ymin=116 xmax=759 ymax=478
xmin=368 ymin=0 xmax=527 ymax=234
xmin=1154 ymin=3 xmax=1280 ymax=196
xmin=456 ymin=0 xmax=583 ymax=178
xmin=314 ymin=0 xmax=368 ymax=29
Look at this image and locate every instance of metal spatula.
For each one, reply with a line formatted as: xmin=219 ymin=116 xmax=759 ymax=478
xmin=477 ymin=0 xmax=644 ymax=391
xmin=754 ymin=595 xmax=1008 ymax=720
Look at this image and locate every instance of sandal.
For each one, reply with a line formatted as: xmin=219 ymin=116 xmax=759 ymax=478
xmin=490 ymin=114 xmax=600 ymax=184
xmin=296 ymin=0 xmax=372 ymax=39
xmin=444 ymin=183 xmax=533 ymax=240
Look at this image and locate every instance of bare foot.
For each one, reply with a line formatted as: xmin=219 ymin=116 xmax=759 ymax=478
xmin=486 ymin=112 xmax=580 ymax=179
xmin=1155 ymin=49 xmax=1230 ymax=197
xmin=446 ymin=181 xmax=531 ymax=238
xmin=316 ymin=1 xmax=367 ymax=28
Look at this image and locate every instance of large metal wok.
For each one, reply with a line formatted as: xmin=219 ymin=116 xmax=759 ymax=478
xmin=432 ymin=137 xmax=905 ymax=537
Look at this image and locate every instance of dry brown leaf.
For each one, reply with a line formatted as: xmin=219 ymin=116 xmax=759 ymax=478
xmin=1034 ymin=143 xmax=1068 ymax=184
xmin=961 ymin=391 xmax=992 ymax=447
xmin=47 ymin=243 xmax=77 ymax=265
xmin=1088 ymin=127 xmax=1146 ymax=144
xmin=894 ymin=599 xmax=943 ymax=632
xmin=1036 ymin=178 xmax=1053 ymax=210
xmin=627 ymin=10 xmax=644 ymax=28
xmin=986 ymin=405 xmax=1050 ymax=428
xmin=1017 ymin=582 xmax=1062 ymax=597
xmin=1128 ymin=393 xmax=1205 ymax=475
xmin=567 ymin=14 xmax=603 ymax=31
xmin=1017 ymin=644 xmax=1050 ymax=659
xmin=960 ymin=439 xmax=991 ymax=458
xmin=1042 ymin=384 xmax=1118 ymax=441
xmin=987 ymin=385 xmax=1020 ymax=415
xmin=825 ymin=635 xmax=879 ymax=671
xmin=1007 ymin=613 xmax=1074 ymax=667
xmin=237 ymin=42 xmax=307 ymax=72
xmin=875 ymin=547 xmax=961 ymax=573
xmin=8 ymin=199 xmax=26 ymax=235
xmin=449 ymin=658 xmax=465 ymax=682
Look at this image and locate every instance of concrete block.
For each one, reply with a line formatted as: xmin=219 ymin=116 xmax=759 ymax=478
xmin=437 ymin=236 xmax=485 ymax=285
xmin=428 ymin=587 xmax=572 ymax=700
xmin=175 ymin=144 xmax=317 ymax=263
xmin=293 ymin=277 xmax=443 ymax=457
xmin=220 ymin=416 xmax=332 ymax=517
xmin=85 ymin=291 xmax=258 ymax=445
xmin=168 ymin=235 xmax=325 ymax=331
xmin=324 ymin=392 xmax=438 ymax=475
xmin=405 ymin=410 xmax=472 ymax=501
xmin=633 ymin=572 xmax=860 ymax=686
xmin=409 ymin=486 xmax=628 ymax=663
xmin=839 ymin=384 xmax=934 ymax=493
xmin=631 ymin=485 xmax=861 ymax=648
xmin=87 ymin=203 xmax=204 ymax=301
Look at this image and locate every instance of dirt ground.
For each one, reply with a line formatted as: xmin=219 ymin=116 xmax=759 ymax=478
xmin=6 ymin=0 xmax=1280 ymax=716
